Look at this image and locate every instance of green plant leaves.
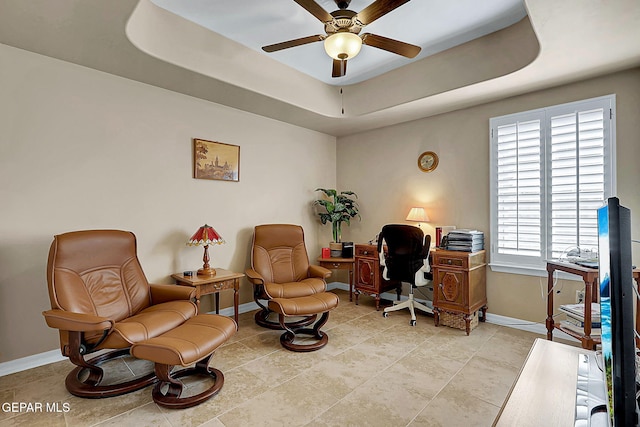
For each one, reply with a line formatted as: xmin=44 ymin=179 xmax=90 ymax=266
xmin=314 ymin=188 xmax=360 ymax=242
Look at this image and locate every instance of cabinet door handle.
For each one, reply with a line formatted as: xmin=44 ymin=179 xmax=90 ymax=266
xmin=363 ymin=251 xmax=369 ymax=255
xmin=447 ymin=260 xmax=452 ymax=265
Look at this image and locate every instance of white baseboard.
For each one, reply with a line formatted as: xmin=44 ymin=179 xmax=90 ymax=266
xmin=0 ymin=281 xmax=572 ymax=377
xmin=0 ymin=349 xmax=66 ymax=377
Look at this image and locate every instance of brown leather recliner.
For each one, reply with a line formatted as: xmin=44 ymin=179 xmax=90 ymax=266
xmin=42 ymin=230 xmax=200 ymax=398
xmin=246 ymin=224 xmax=331 ymax=329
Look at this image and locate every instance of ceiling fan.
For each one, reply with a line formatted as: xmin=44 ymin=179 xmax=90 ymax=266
xmin=262 ymin=0 xmax=421 ymax=78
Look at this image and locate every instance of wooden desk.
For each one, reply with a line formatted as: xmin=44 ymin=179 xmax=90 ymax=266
xmin=354 ymin=244 xmax=401 ymax=310
xmin=172 ymin=269 xmax=243 ymax=324
xmin=546 ymin=260 xmax=600 ymax=349
xmin=494 ymin=338 xmax=592 ymax=426
xmin=317 ymin=256 xmax=355 ymax=301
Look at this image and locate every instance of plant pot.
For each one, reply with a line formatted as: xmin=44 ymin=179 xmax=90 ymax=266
xmin=329 ymin=242 xmax=343 ymax=258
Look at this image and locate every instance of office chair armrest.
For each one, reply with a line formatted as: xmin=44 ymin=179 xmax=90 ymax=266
xmin=150 ymin=284 xmax=195 ymax=304
xmin=42 ymin=309 xmax=114 ymax=332
xmin=245 ymin=268 xmax=265 ymax=285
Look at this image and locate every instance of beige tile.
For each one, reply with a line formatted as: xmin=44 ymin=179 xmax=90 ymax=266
xmin=218 ymin=375 xmax=339 ymax=427
xmin=298 ymin=347 xmax=395 ymax=398
xmin=445 ymin=354 xmax=521 ymax=407
xmin=92 ymin=402 xmax=170 ymax=427
xmin=158 ymin=366 xmax=269 ymax=427
xmin=0 ymin=408 xmax=67 ymax=427
xmin=62 ymin=387 xmax=152 ymax=427
xmin=410 ymin=384 xmax=501 ymax=427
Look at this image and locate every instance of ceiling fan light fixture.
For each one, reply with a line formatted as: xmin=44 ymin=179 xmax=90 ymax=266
xmin=323 ymin=32 xmax=362 ymax=60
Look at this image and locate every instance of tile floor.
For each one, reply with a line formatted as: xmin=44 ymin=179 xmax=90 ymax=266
xmin=1 ymin=289 xmax=557 ymax=426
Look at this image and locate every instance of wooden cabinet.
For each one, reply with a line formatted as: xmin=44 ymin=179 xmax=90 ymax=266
xmin=432 ymin=249 xmax=487 ymax=335
xmin=354 ymin=244 xmax=401 ymax=310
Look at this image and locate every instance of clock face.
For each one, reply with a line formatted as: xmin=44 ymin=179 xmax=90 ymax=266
xmin=418 ymin=151 xmax=438 ymax=172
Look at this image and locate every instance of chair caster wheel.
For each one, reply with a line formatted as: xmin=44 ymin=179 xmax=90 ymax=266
xmin=383 ymin=312 xmax=389 ymax=318
xmin=410 ymin=319 xmax=416 ymax=326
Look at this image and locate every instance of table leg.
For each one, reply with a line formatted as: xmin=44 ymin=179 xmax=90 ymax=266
xmin=215 ymin=293 xmax=220 ymax=314
xmin=233 ymin=280 xmax=239 ymax=325
xmin=546 ymin=265 xmax=554 ymax=341
xmin=349 ymin=269 xmax=353 ymax=302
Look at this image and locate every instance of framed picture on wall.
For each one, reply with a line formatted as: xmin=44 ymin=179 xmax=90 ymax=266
xmin=193 ymin=138 xmax=240 ymax=182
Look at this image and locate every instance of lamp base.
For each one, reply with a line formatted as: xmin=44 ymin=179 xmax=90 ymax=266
xmin=197 ymin=267 xmax=217 ymax=277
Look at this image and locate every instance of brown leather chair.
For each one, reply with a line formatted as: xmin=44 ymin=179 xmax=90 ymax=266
xmin=42 ymin=229 xmax=234 ymax=403
xmin=246 ymin=224 xmax=331 ymax=329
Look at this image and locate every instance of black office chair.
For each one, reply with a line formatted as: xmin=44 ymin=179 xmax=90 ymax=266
xmin=378 ymin=224 xmax=432 ymax=326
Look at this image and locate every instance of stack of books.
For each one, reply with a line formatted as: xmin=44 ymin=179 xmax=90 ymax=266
xmin=559 ymin=302 xmax=601 ymax=335
xmin=445 ymin=229 xmax=484 ymax=252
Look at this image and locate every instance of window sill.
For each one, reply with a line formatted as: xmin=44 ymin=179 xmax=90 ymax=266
xmin=489 ymin=262 xmax=585 ymax=281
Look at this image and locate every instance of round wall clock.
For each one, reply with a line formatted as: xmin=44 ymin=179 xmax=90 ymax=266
xmin=418 ymin=151 xmax=439 ymax=172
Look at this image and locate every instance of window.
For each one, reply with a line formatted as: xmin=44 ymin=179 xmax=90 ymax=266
xmin=489 ymin=95 xmax=616 ymax=274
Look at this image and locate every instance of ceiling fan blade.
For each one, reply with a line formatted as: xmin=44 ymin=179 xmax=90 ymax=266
xmin=262 ymin=35 xmax=325 ymax=53
xmin=356 ymin=0 xmax=411 ymax=26
xmin=361 ymin=33 xmax=421 ymax=58
xmin=293 ymin=0 xmax=333 ymax=22
xmin=332 ymin=59 xmax=347 ymax=78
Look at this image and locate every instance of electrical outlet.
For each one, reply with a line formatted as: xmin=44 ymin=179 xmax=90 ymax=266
xmin=576 ymin=290 xmax=585 ymax=304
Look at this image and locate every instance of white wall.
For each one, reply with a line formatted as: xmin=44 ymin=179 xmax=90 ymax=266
xmin=0 ymin=43 xmax=337 ymax=362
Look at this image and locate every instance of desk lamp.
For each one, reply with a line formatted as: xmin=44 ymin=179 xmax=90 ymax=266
xmin=406 ymin=207 xmax=429 ymax=228
xmin=187 ymin=224 xmax=225 ymax=276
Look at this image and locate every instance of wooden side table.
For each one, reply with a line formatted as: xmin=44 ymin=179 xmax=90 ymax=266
xmin=172 ymin=268 xmax=244 ymax=324
xmin=545 ymin=260 xmax=599 ymax=350
xmin=317 ymin=256 xmax=355 ymax=301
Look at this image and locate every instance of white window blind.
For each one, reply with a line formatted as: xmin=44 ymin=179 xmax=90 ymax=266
xmin=490 ymin=95 xmax=615 ymax=274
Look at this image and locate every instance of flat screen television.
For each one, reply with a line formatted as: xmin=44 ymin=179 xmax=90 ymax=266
xmin=597 ymin=196 xmax=638 ymax=426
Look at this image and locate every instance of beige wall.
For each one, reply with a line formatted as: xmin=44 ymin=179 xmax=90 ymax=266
xmin=337 ymin=67 xmax=640 ymax=323
xmin=0 ymin=44 xmax=337 ymax=363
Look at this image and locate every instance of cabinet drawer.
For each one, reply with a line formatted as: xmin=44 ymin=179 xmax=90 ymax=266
xmin=434 ymin=256 xmax=467 ymax=268
xmin=355 ymin=245 xmax=377 ymax=258
xmin=198 ymin=280 xmax=235 ymax=295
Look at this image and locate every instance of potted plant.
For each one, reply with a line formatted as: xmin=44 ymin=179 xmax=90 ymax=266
xmin=314 ymin=188 xmax=360 ymax=256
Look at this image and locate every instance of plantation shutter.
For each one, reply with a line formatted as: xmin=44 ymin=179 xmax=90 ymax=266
xmin=490 ymin=95 xmax=614 ymax=274
xmin=549 ymin=107 xmax=607 ymax=259
xmin=494 ymin=113 xmax=544 ymax=260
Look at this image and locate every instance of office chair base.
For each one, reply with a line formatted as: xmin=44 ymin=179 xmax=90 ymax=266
xmin=383 ymin=294 xmax=432 ymax=326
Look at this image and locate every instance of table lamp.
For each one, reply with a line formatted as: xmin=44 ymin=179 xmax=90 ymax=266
xmin=187 ymin=224 xmax=225 ymax=276
xmin=406 ymin=207 xmax=430 ymax=228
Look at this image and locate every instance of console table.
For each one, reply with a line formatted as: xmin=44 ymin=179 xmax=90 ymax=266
xmin=172 ymin=269 xmax=243 ymax=323
xmin=494 ymin=338 xmax=593 ymax=426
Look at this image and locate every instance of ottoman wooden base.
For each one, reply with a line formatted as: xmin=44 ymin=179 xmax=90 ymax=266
xmin=268 ymin=292 xmax=339 ymax=352
xmin=131 ymin=314 xmax=236 ymax=409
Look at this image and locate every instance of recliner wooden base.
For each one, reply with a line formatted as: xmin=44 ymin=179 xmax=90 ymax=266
xmin=268 ymin=292 xmax=339 ymax=352
xmin=254 ymin=306 xmax=317 ymax=330
xmin=151 ymin=354 xmax=224 ymax=409
xmin=65 ymin=347 xmax=157 ymax=398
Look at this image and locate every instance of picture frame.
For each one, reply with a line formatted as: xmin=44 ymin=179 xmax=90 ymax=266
xmin=193 ymin=138 xmax=240 ymax=182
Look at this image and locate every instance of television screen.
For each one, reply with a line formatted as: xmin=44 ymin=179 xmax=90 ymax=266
xmin=597 ymin=197 xmax=637 ymax=426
